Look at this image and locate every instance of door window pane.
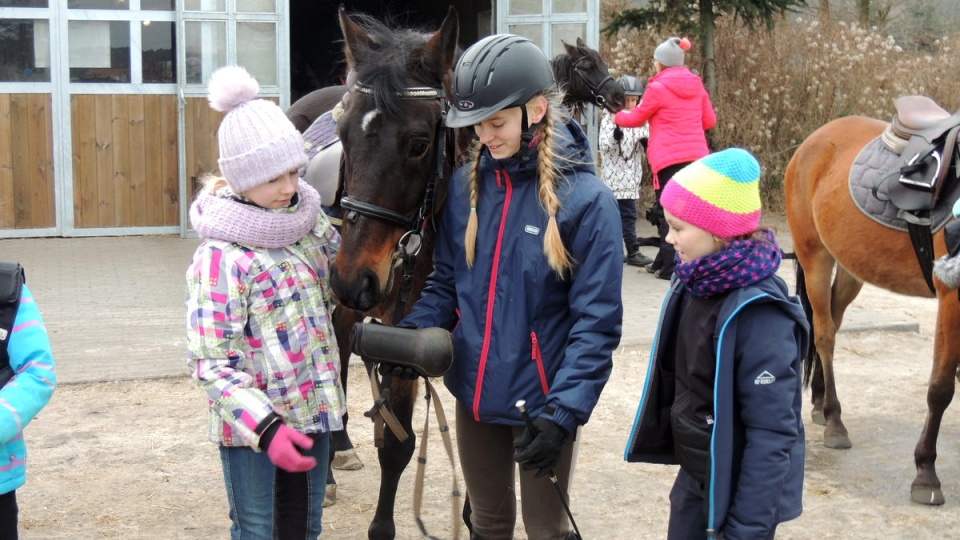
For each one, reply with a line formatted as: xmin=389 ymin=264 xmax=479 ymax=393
xmin=510 ymin=0 xmax=541 ymax=15
xmin=554 ymin=0 xmax=586 ymax=13
xmin=184 ymin=0 xmax=225 ymax=12
xmin=508 ymin=24 xmax=542 ymax=49
xmin=68 ymin=0 xmax=129 ymax=9
xmin=69 ymin=20 xmax=130 ymax=83
xmin=185 ymin=20 xmax=225 ymax=84
xmin=0 ymin=19 xmax=50 ymax=82
xmin=552 ymin=23 xmax=585 ymax=56
xmin=0 ymin=1 xmax=47 ymax=6
xmin=142 ymin=20 xmax=175 ymax=83
xmin=236 ymin=0 xmax=275 ymax=13
xmin=142 ymin=0 xmax=174 ymax=10
xmin=237 ymin=22 xmax=276 ymax=85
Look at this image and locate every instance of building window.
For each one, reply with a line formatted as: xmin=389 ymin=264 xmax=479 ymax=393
xmin=0 ymin=0 xmax=47 ymax=6
xmin=185 ymin=20 xmax=225 ymax=84
xmin=0 ymin=18 xmax=50 ymax=82
xmin=68 ymin=0 xmax=129 ymax=10
xmin=184 ymin=0 xmax=224 ymax=12
xmin=142 ymin=20 xmax=175 ymax=83
xmin=237 ymin=21 xmax=275 ymax=85
xmin=142 ymin=0 xmax=174 ymax=10
xmin=69 ymin=20 xmax=130 ymax=83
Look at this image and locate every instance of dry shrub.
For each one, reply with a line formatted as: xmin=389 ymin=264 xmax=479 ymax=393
xmin=602 ymin=12 xmax=960 ymax=211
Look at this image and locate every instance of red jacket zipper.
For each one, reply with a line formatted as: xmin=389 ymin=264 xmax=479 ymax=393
xmin=472 ymin=170 xmax=512 ymax=421
xmin=531 ymin=331 xmax=550 ymax=395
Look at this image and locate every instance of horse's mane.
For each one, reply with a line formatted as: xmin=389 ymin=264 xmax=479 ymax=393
xmin=345 ymin=14 xmax=453 ymax=118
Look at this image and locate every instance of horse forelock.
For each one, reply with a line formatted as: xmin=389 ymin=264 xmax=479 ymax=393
xmin=348 ymin=15 xmax=445 ymax=118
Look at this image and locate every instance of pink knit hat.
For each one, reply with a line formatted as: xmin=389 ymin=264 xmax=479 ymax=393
xmin=660 ymin=148 xmax=762 ymax=238
xmin=208 ymin=66 xmax=307 ymax=193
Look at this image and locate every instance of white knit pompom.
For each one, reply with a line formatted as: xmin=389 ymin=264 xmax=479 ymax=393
xmin=208 ymin=66 xmax=260 ymax=113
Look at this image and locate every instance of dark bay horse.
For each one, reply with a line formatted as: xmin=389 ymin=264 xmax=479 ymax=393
xmin=785 ymin=115 xmax=960 ymax=505
xmin=552 ymin=37 xmax=625 ymax=118
xmin=330 ymin=7 xmax=466 ymax=539
xmin=289 ymin=11 xmax=627 ymax=536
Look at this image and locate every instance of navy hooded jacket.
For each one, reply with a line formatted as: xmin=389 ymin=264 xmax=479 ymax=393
xmin=402 ymin=119 xmax=623 ymax=433
xmin=625 ymin=274 xmax=809 ymax=538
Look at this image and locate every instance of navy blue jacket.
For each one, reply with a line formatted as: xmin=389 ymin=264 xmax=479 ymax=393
xmin=402 ymin=119 xmax=623 ymax=432
xmin=625 ymin=274 xmax=809 ymax=538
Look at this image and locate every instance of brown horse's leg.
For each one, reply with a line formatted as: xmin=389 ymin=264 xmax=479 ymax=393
xmin=368 ymin=377 xmax=418 ymax=540
xmin=800 ymin=247 xmax=854 ymax=448
xmin=910 ymin=293 xmax=959 ymax=505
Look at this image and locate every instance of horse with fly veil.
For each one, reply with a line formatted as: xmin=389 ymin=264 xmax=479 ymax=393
xmin=290 ymin=8 xmax=625 ymax=537
xmin=785 ymin=94 xmax=960 ymax=505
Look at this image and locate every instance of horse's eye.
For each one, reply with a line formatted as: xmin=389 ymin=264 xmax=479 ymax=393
xmin=408 ymin=141 xmax=429 ymax=159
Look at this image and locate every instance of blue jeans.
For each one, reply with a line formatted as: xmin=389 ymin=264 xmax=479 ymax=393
xmin=219 ymin=432 xmax=330 ymax=540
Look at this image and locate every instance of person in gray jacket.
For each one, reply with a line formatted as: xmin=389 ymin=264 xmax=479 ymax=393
xmin=624 ymin=148 xmax=808 ymax=539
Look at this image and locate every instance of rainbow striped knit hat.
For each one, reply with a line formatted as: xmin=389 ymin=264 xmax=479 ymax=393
xmin=661 ymin=148 xmax=762 ymax=238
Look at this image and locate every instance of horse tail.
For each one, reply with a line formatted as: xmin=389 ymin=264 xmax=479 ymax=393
xmin=793 ymin=257 xmax=820 ymax=389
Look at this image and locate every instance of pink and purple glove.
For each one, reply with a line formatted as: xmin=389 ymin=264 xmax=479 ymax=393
xmin=265 ymin=424 xmax=317 ymax=473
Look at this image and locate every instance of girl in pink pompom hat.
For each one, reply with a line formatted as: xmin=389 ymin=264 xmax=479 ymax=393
xmin=185 ymin=65 xmax=344 ymax=539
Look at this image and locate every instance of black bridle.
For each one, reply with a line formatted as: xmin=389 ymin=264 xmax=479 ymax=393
xmin=340 ymin=81 xmax=450 ymax=321
xmin=570 ymin=54 xmax=616 ymax=110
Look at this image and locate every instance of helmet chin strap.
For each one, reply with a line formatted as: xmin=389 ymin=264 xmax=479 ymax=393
xmin=518 ymin=104 xmax=541 ymax=167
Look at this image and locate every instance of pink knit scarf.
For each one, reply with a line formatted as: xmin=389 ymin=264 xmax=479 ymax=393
xmin=189 ymin=180 xmax=322 ymax=248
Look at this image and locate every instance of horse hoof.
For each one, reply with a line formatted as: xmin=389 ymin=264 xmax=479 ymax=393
xmin=910 ymin=486 xmax=945 ymax=506
xmin=332 ymin=449 xmax=364 ymax=471
xmin=323 ymin=484 xmax=337 ymax=508
xmin=811 ymin=410 xmax=826 ymax=426
xmin=823 ymin=433 xmax=852 ymax=449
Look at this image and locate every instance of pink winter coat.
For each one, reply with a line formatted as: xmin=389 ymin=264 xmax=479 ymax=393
xmin=614 ymin=67 xmax=716 ymax=185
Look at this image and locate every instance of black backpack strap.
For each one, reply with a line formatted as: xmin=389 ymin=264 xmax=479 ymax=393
xmin=0 ymin=261 xmax=25 ymax=372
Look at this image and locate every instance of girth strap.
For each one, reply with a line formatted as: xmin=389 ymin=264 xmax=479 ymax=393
xmin=900 ymin=210 xmax=937 ymax=293
xmin=413 ymin=379 xmax=461 ymax=540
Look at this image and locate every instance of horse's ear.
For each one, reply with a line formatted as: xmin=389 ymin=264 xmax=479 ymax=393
xmin=562 ymin=39 xmax=580 ymax=58
xmin=424 ymin=6 xmax=460 ymax=74
xmin=339 ymin=5 xmax=374 ymax=72
xmin=576 ymin=36 xmax=586 ymax=48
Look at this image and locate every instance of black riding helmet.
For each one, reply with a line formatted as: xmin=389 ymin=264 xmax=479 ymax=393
xmin=445 ymin=34 xmax=556 ymax=129
xmin=617 ymin=75 xmax=644 ymax=97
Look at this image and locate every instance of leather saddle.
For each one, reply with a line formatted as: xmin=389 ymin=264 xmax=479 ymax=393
xmin=883 ymin=96 xmax=960 ymax=212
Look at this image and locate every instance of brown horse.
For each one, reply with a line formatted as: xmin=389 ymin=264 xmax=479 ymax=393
xmin=330 ymin=7 xmax=465 ymax=539
xmin=785 ymin=114 xmax=960 ymax=505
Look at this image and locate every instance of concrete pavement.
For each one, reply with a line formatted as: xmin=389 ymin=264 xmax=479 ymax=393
xmin=0 ymin=220 xmax=917 ymax=385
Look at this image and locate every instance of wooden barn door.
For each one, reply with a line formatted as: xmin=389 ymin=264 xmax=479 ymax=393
xmin=0 ymin=93 xmax=55 ymax=231
xmin=70 ymin=94 xmax=180 ymax=230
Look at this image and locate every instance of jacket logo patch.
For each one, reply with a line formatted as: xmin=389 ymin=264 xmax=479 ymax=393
xmin=524 ymin=225 xmax=541 ymax=236
xmin=754 ymin=370 xmax=776 ymax=385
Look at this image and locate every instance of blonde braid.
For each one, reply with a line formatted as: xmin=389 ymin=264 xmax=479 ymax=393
xmin=537 ymin=102 xmax=574 ymax=278
xmin=464 ymin=140 xmax=483 ymax=267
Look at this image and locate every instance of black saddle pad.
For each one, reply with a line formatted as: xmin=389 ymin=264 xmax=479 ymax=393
xmin=848 ymin=136 xmax=957 ymax=232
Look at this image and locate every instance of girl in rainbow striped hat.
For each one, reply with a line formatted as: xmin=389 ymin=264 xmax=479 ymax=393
xmin=625 ymin=148 xmax=810 ymax=539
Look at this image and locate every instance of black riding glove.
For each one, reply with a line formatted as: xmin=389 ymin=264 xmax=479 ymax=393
xmin=612 ymin=127 xmax=623 ymax=141
xmin=349 ymin=322 xmax=419 ymax=381
xmin=639 ymin=137 xmax=648 ymax=151
xmin=513 ymin=417 xmax=569 ymax=478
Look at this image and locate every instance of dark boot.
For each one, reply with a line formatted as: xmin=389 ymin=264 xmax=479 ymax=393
xmin=625 ymin=250 xmax=653 ymax=267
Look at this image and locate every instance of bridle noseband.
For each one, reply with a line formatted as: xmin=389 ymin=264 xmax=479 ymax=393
xmin=570 ymin=54 xmax=616 ymax=110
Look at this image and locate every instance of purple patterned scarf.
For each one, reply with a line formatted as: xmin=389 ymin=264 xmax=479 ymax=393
xmin=674 ymin=229 xmax=782 ymax=298
xmin=189 ymin=179 xmax=321 ymax=249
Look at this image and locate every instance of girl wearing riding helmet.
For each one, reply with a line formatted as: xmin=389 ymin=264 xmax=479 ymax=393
xmin=399 ymin=34 xmax=623 ymax=539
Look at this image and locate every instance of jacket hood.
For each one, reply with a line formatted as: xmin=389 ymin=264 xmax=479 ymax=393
xmin=721 ymin=275 xmax=810 ymax=352
xmin=651 ymin=67 xmax=708 ymax=100
xmin=479 ymin=116 xmax=596 ymax=178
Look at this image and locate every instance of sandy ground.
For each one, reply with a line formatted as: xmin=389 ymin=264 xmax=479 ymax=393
xmin=11 ymin=212 xmax=960 ymax=539
xmin=15 ymin=285 xmax=960 ymax=539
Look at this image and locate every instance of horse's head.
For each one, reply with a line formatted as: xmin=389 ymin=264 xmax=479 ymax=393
xmin=330 ymin=6 xmax=459 ymax=314
xmin=554 ymin=37 xmax=625 ymax=114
